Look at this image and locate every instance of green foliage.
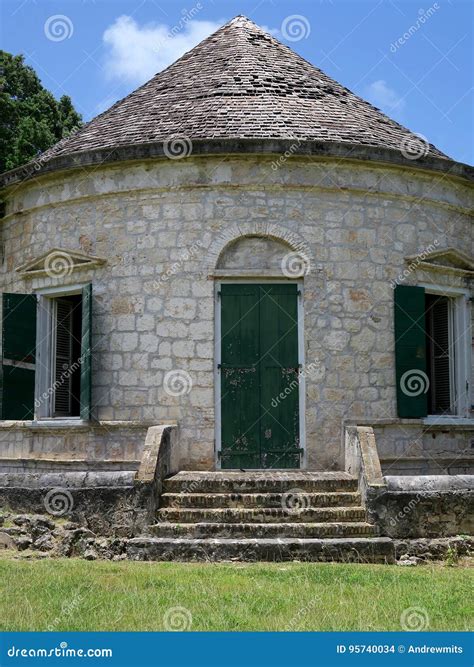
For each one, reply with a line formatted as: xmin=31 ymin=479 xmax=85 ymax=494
xmin=0 ymin=51 xmax=82 ymax=173
xmin=445 ymin=545 xmax=459 ymax=567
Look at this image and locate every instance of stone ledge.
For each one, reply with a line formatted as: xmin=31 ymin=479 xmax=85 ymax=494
xmin=347 ymin=418 xmax=474 ymax=430
xmin=0 ymin=470 xmax=137 ymax=488
xmin=0 ymin=420 xmax=168 ymax=432
xmin=1 ymin=138 xmax=472 ymax=191
xmin=125 ymin=535 xmax=395 ymax=563
xmin=385 ymin=474 xmax=474 ymax=492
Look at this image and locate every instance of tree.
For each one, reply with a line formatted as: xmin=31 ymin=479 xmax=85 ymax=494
xmin=0 ymin=51 xmax=82 ymax=173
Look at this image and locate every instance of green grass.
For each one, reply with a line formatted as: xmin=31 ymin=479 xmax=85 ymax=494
xmin=0 ymin=557 xmax=471 ymax=631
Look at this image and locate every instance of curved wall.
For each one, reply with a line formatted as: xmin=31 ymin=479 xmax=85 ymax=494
xmin=1 ymin=155 xmax=473 ymax=470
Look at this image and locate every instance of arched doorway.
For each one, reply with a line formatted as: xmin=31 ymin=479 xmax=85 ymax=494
xmin=214 ymin=235 xmax=308 ymax=469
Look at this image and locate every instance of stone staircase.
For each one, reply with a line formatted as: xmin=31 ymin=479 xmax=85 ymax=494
xmin=127 ymin=471 xmax=395 ymax=563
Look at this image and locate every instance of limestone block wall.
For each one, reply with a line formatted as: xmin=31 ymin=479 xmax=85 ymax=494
xmin=0 ymin=423 xmax=149 ymax=472
xmin=0 ymin=154 xmax=473 ymax=471
xmin=374 ymin=423 xmax=474 ymax=475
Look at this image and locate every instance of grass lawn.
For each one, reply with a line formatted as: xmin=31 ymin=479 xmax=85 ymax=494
xmin=0 ymin=557 xmax=471 ymax=632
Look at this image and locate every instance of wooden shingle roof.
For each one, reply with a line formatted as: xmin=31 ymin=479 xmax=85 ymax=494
xmin=42 ymin=16 xmax=448 ymax=158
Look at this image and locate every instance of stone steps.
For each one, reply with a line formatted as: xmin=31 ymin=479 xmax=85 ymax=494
xmin=157 ymin=506 xmax=367 ymax=523
xmin=130 ymin=472 xmax=395 ymax=563
xmin=163 ymin=471 xmax=358 ymax=494
xmin=150 ymin=521 xmax=378 ymax=539
xmin=127 ymin=536 xmax=395 ymax=563
xmin=160 ymin=491 xmax=361 ymax=508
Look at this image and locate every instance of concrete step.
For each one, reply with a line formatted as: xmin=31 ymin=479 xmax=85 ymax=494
xmin=160 ymin=491 xmax=361 ymax=509
xmin=163 ymin=471 xmax=358 ymax=494
xmin=157 ymin=506 xmax=366 ymax=523
xmin=150 ymin=521 xmax=378 ymax=539
xmin=126 ymin=536 xmax=395 ymax=563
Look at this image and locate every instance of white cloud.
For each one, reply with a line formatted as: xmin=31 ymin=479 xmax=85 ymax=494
xmin=365 ymin=80 xmax=405 ymax=112
xmin=102 ymin=15 xmax=224 ymax=85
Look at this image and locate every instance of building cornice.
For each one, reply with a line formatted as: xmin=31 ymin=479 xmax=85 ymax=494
xmin=1 ymin=139 xmax=473 ymax=193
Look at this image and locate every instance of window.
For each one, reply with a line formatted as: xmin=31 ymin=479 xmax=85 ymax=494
xmin=425 ymin=294 xmax=454 ymax=415
xmin=394 ymin=285 xmax=471 ymax=419
xmin=51 ymin=295 xmax=82 ymax=417
xmin=1 ymin=284 xmax=92 ymax=421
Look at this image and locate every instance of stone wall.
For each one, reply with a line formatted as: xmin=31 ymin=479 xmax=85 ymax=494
xmin=367 ymin=475 xmax=474 ymax=538
xmin=1 ymin=154 xmax=473 ymax=471
xmin=0 ymin=422 xmax=150 ymax=472
xmin=374 ymin=423 xmax=474 ymax=475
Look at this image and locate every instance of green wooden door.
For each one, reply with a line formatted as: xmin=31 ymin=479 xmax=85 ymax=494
xmin=220 ymin=284 xmax=301 ymax=469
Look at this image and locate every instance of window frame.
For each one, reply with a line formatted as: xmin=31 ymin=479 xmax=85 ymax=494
xmin=421 ymin=283 xmax=471 ymax=422
xmin=34 ymin=283 xmax=86 ymax=422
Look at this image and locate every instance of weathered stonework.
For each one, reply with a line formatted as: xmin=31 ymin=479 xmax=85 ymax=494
xmin=0 ymin=154 xmax=473 ymax=472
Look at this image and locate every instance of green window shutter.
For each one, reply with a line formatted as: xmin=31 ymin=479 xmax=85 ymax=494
xmin=80 ymin=283 xmax=92 ymax=420
xmin=1 ymin=293 xmax=37 ymax=419
xmin=394 ymin=285 xmax=428 ymax=418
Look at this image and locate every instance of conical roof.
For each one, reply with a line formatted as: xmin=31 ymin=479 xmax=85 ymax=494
xmin=3 ymin=15 xmax=458 ymax=188
xmin=43 ymin=15 xmax=446 ymax=158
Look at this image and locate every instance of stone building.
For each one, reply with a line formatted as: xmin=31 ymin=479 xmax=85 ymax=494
xmin=0 ymin=17 xmax=472 ymax=560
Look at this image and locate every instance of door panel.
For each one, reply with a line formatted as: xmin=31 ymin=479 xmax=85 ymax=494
xmin=221 ymin=286 xmax=261 ymax=469
xmin=220 ymin=284 xmax=300 ymax=469
xmin=259 ymin=286 xmax=300 ymax=469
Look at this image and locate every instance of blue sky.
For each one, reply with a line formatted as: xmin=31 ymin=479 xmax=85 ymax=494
xmin=1 ymin=0 xmax=473 ymax=164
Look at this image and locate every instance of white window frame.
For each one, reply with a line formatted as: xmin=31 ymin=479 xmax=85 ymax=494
xmin=214 ymin=279 xmax=306 ymax=470
xmin=34 ymin=283 xmax=85 ymax=422
xmin=422 ymin=283 xmax=471 ymax=423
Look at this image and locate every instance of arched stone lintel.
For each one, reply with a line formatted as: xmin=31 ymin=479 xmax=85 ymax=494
xmin=208 ymin=222 xmax=314 ymax=273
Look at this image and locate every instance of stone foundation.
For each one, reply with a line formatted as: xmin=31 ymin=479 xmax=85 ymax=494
xmin=367 ymin=475 xmax=474 ymax=538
